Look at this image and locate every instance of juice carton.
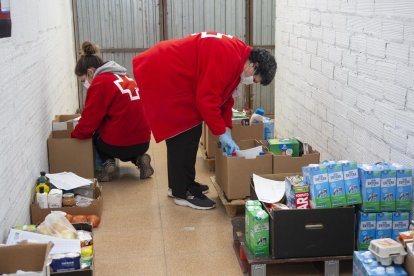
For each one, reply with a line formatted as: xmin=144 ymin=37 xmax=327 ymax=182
xmin=357 ymin=210 xmax=377 ymax=250
xmin=376 ymin=212 xmax=393 ymax=239
xmin=248 ymin=209 xmax=269 ymax=257
xmin=285 ymin=175 xmax=310 ymax=209
xmin=325 ymin=162 xmax=347 ymax=207
xmin=391 ymin=164 xmax=413 ymax=211
xmin=359 ymin=164 xmax=381 ymax=212
xmin=245 ymin=200 xmax=262 ymax=249
xmin=392 ymin=212 xmax=410 ymax=240
xmin=376 ymin=165 xmax=397 ymax=212
xmin=338 ymin=160 xmax=362 ymax=205
xmin=302 ymin=164 xmax=332 ymax=208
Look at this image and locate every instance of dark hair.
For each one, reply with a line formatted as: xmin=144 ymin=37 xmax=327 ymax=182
xmin=74 ymin=41 xmax=104 ymax=76
xmin=249 ymin=48 xmax=277 ymax=86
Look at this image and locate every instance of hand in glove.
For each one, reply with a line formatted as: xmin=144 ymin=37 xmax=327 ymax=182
xmin=219 ymin=128 xmax=240 ymax=154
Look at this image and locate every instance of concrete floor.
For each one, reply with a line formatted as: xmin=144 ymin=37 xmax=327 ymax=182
xmin=92 ymin=140 xmax=352 ymax=276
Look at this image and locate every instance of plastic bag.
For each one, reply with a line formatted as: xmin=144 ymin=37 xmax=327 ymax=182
xmin=37 ymin=211 xmax=78 ymax=239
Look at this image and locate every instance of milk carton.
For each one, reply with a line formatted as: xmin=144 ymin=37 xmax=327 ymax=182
xmin=338 ymin=160 xmax=362 ymax=205
xmin=245 ymin=200 xmax=262 ymax=248
xmin=376 ymin=165 xmax=397 ymax=212
xmin=248 ymin=209 xmax=269 ymax=257
xmin=376 ymin=212 xmax=393 ymax=239
xmin=302 ymin=164 xmax=332 ymax=208
xmin=391 ymin=164 xmax=413 ymax=212
xmin=325 ymin=162 xmax=347 ymax=207
xmin=359 ymin=165 xmax=381 ymax=212
xmin=354 ymin=251 xmax=408 ymax=275
xmin=357 ymin=211 xmax=377 ymax=250
xmin=285 ymin=175 xmax=310 ymax=209
xmin=392 ymin=212 xmax=410 ymax=240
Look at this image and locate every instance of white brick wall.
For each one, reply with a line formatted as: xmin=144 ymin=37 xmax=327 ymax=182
xmin=0 ymin=0 xmax=77 ymax=242
xmin=275 ymin=0 xmax=414 ymax=168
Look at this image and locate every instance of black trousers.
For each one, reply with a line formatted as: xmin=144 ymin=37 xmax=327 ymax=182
xmin=166 ymin=124 xmax=202 ymax=199
xmin=93 ymin=133 xmax=150 ymax=163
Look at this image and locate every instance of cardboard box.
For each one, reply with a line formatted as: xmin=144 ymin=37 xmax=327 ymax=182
xmin=376 ymin=212 xmax=393 ymax=239
xmin=0 ymin=242 xmax=53 ymax=276
xmin=338 ymin=160 xmax=362 ymax=205
xmin=250 ymin=174 xmax=355 ymax=259
xmin=357 ymin=210 xmax=377 ymax=250
xmin=302 ymin=165 xmax=332 ymax=209
xmin=48 ymin=115 xmax=94 ymax=179
xmin=50 ymin=223 xmax=93 ymax=276
xmin=204 ymin=122 xmax=264 ymax=158
xmin=52 ymin=115 xmax=80 ymax=138
xmin=404 ymin=253 xmax=414 ymax=276
xmin=271 ymin=144 xmax=320 ymax=174
xmin=215 ymin=140 xmax=272 ymax=200
xmin=30 ymin=185 xmax=103 ymax=225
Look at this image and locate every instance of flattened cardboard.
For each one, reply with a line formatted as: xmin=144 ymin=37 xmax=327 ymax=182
xmin=30 ymin=185 xmax=103 ymax=225
xmin=0 ymin=241 xmax=53 ymax=276
xmin=215 ymin=140 xmax=273 ymax=200
xmin=205 ymin=122 xmax=264 ymax=158
xmin=272 ymin=145 xmax=320 ymax=174
xmin=250 ymin=174 xmax=355 ymax=259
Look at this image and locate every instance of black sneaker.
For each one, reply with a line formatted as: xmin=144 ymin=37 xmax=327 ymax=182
xmin=167 ymin=182 xmax=209 ymax=198
xmin=136 ymin=154 xmax=154 ymax=179
xmin=98 ymin=159 xmax=117 ymax=182
xmin=174 ymin=191 xmax=216 ymax=210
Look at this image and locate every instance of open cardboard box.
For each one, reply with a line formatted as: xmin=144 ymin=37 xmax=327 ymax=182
xmin=30 ymin=183 xmax=103 ymax=225
xmin=50 ymin=223 xmax=93 ymax=276
xmin=250 ymin=173 xmax=355 ymax=259
xmin=259 ymin=140 xmax=320 ymax=173
xmin=48 ymin=114 xmax=95 ymax=179
xmin=0 ymin=241 xmax=53 ymax=276
xmin=215 ymin=139 xmax=273 ymax=200
xmin=203 ymin=121 xmax=264 ymax=159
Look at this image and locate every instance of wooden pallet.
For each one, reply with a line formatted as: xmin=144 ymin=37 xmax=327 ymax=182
xmin=210 ymin=176 xmax=247 ymax=217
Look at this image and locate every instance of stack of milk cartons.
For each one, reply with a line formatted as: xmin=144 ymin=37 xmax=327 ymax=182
xmin=302 ymin=164 xmax=332 ymax=208
xmin=353 ymin=251 xmax=408 ymax=276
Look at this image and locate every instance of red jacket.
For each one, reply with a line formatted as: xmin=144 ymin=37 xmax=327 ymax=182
xmin=133 ymin=32 xmax=252 ymax=142
xmin=71 ymin=69 xmax=151 ymax=146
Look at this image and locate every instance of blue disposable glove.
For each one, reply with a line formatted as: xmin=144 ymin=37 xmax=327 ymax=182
xmin=219 ymin=128 xmax=240 ymax=155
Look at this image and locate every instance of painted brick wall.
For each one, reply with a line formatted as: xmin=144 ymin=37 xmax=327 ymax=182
xmin=0 ymin=0 xmax=78 ymax=241
xmin=274 ymin=0 xmax=414 ymax=168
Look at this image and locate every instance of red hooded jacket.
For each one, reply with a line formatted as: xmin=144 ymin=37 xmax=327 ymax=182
xmin=133 ymin=32 xmax=252 ymax=142
xmin=71 ymin=61 xmax=151 ymax=146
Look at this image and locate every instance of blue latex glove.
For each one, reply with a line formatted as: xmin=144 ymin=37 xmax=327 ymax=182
xmin=219 ymin=128 xmax=240 ymax=155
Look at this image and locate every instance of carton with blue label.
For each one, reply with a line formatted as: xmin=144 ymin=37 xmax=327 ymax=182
xmin=302 ymin=164 xmax=332 ymax=208
xmin=392 ymin=212 xmax=410 ymax=240
xmin=391 ymin=164 xmax=413 ymax=211
xmin=379 ymin=166 xmax=397 ymax=212
xmin=359 ymin=164 xmax=381 ymax=212
xmin=325 ymin=162 xmax=347 ymax=207
xmin=338 ymin=160 xmax=362 ymax=205
xmin=376 ymin=212 xmax=393 ymax=239
xmin=357 ymin=211 xmax=377 ymax=250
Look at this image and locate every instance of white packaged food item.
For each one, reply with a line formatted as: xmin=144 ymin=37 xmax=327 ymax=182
xmin=368 ymin=238 xmax=407 ymax=266
xmin=48 ymin=189 xmax=63 ymax=208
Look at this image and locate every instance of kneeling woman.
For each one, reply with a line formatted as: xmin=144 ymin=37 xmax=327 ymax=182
xmin=71 ymin=41 xmax=153 ymax=181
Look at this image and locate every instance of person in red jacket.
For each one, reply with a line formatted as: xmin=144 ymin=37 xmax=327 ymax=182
xmin=133 ymin=32 xmax=276 ymax=210
xmin=72 ymin=41 xmax=153 ymax=182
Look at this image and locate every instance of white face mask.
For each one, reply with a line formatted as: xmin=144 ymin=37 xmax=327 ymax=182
xmin=240 ymin=72 xmax=254 ymax=85
xmin=83 ymin=79 xmax=90 ymax=89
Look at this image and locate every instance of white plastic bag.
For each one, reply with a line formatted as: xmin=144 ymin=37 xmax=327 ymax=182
xmin=37 ymin=211 xmax=78 ymax=239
